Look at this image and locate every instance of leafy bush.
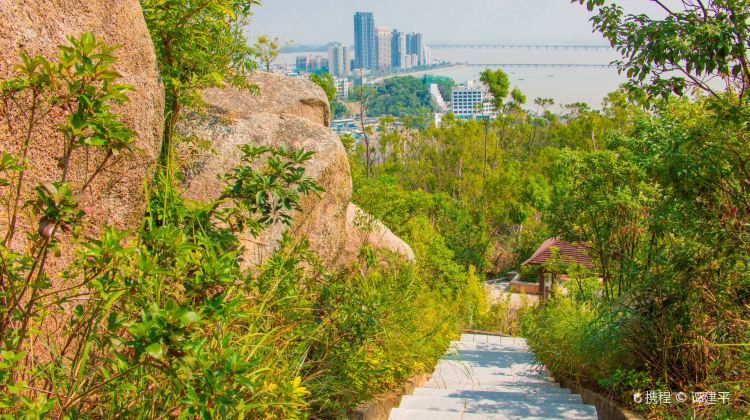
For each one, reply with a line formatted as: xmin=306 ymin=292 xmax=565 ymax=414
xmin=0 ymin=32 xmax=470 ymax=418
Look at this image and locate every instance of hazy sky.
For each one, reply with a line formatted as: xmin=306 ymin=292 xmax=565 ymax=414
xmin=247 ymin=0 xmax=675 ymax=45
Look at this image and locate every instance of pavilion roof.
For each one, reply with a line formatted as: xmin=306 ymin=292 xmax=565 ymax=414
xmin=522 ymin=237 xmax=593 ymax=269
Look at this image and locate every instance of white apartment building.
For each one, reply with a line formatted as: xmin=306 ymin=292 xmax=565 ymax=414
xmin=335 ymin=78 xmax=350 ymax=99
xmin=451 ymin=81 xmax=496 ymax=119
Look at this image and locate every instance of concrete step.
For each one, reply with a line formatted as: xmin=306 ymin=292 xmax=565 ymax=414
xmin=389 ymin=334 xmax=597 ymax=420
xmin=460 ymin=334 xmax=529 ymax=347
xmin=420 ymin=383 xmax=571 ymax=394
xmin=441 ymin=350 xmax=539 ymax=370
xmin=425 ymin=374 xmax=558 ymax=389
xmin=412 ymin=388 xmax=581 ymax=402
xmin=390 ymin=406 xmax=597 ymax=420
xmin=389 ymin=409 xmax=462 ymax=420
xmin=448 ymin=341 xmax=532 ymax=353
xmin=399 ymin=395 xmax=596 ymax=416
xmin=434 ymin=361 xmax=550 ymax=379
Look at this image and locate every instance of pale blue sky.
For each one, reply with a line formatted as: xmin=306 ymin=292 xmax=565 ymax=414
xmin=247 ymin=1 xmax=676 ymax=45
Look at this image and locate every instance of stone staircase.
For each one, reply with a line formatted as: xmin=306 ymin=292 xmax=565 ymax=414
xmin=389 ymin=333 xmax=598 ymax=419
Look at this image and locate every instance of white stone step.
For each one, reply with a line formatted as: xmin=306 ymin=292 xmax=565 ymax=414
xmin=412 ymin=388 xmax=580 ymax=402
xmin=460 ymin=334 xmax=528 ymax=347
xmin=449 ymin=341 xmax=532 ymax=353
xmin=434 ymin=361 xmax=550 ymax=378
xmin=390 ymin=406 xmax=597 ymax=420
xmin=399 ymin=395 xmax=596 ymax=416
xmin=389 ymin=408 xmax=462 ymax=420
xmin=389 ymin=335 xmax=596 ymax=420
xmin=442 ymin=350 xmax=538 ymax=367
xmin=426 ymin=374 xmax=557 ymax=389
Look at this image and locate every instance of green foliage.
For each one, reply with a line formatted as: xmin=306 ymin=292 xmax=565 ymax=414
xmin=331 ymin=99 xmax=350 ymax=119
xmin=140 ymin=0 xmax=259 ymax=161
xmin=0 ymin=30 xmax=468 ymax=419
xmin=211 ymin=145 xmax=323 ymax=236
xmin=421 ymin=75 xmax=455 ymax=100
xmin=547 ymin=147 xmax=653 ymax=299
xmin=253 ymin=35 xmax=282 ymax=71
xmin=356 ymin=76 xmax=436 ymax=118
xmin=309 ymin=72 xmax=336 ymax=104
xmin=573 ymin=0 xmax=750 ymax=105
xmin=480 ymin=69 xmax=510 ymax=109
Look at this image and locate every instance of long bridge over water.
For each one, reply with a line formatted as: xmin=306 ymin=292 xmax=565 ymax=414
xmin=428 ymin=44 xmax=613 ymax=50
xmin=465 ymin=63 xmax=613 ymax=69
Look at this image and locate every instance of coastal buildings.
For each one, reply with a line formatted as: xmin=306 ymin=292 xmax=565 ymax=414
xmin=354 ymin=12 xmax=429 ymax=71
xmin=328 ymin=42 xmax=350 ymax=77
xmin=391 ymin=30 xmax=406 ymax=68
xmin=335 ymin=78 xmax=351 ymax=99
xmin=451 ymin=81 xmax=496 ymax=119
xmin=375 ymin=27 xmax=393 ymax=70
xmin=354 ymin=12 xmax=376 ymax=70
xmin=406 ymin=32 xmax=426 ymax=66
xmin=295 ymin=55 xmax=327 ymax=73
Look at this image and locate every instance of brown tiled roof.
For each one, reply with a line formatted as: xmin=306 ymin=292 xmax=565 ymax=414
xmin=522 ymin=237 xmax=593 ymax=269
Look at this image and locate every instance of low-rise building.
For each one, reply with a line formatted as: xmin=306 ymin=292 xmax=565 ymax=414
xmin=295 ymin=55 xmax=328 ymax=73
xmin=451 ymin=81 xmax=496 ymax=119
xmin=334 ymin=78 xmax=351 ymax=99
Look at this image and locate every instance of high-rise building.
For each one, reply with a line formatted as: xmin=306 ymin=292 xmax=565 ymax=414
xmin=353 ymin=12 xmax=376 ymax=70
xmin=406 ymin=32 xmax=425 ymax=66
xmin=328 ymin=43 xmax=350 ymax=78
xmin=391 ymin=30 xmax=406 ymax=68
xmin=375 ymin=27 xmax=392 ymax=70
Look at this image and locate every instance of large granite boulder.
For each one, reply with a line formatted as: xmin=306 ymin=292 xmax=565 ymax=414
xmin=341 ymin=203 xmax=416 ymax=263
xmin=0 ymin=1 xmax=163 ymax=248
xmin=179 ymin=72 xmax=414 ymax=268
xmin=179 ymin=111 xmax=352 ymax=267
xmin=202 ymin=72 xmax=331 ymax=127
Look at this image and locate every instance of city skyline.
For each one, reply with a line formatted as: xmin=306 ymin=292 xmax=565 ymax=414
xmin=246 ymin=0 xmax=675 ymax=46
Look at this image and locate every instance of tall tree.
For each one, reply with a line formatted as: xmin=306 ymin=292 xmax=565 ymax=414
xmin=350 ymin=81 xmax=377 ymax=177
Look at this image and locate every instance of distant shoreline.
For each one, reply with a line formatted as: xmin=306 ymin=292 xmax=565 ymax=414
xmin=371 ymin=64 xmax=466 ymax=82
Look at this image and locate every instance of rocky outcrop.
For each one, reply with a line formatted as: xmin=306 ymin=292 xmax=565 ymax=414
xmin=202 ymin=72 xmax=331 ymax=127
xmin=342 ymin=203 xmax=416 ymax=263
xmin=179 ymin=72 xmax=414 ymax=268
xmin=0 ymin=1 xmax=163 ymax=246
xmin=180 ymin=111 xmax=351 ymax=267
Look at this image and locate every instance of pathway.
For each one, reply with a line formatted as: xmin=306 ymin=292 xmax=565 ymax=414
xmin=389 ymin=333 xmax=598 ymax=419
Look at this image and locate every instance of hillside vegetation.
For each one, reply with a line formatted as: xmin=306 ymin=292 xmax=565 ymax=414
xmin=0 ymin=0 xmax=748 ymax=419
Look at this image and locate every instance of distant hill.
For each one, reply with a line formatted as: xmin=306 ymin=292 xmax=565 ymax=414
xmin=280 ymin=44 xmax=330 ymax=53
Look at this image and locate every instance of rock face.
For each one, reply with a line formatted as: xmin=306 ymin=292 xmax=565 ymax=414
xmin=179 ymin=72 xmax=413 ymax=267
xmin=0 ymin=2 xmax=163 ymax=246
xmin=202 ymin=72 xmax=331 ymax=127
xmin=342 ymin=203 xmax=416 ymax=263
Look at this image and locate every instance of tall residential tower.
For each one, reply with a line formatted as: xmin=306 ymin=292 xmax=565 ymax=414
xmin=353 ymin=12 xmax=376 ymax=70
xmin=328 ymin=42 xmax=350 ymax=77
xmin=406 ymin=32 xmax=426 ymax=66
xmin=375 ymin=27 xmax=393 ymax=70
xmin=391 ymin=30 xmax=406 ymax=68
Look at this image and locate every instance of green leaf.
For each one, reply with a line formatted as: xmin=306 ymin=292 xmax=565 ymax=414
xmin=179 ymin=311 xmax=201 ymax=326
xmin=145 ymin=342 xmax=166 ymax=360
